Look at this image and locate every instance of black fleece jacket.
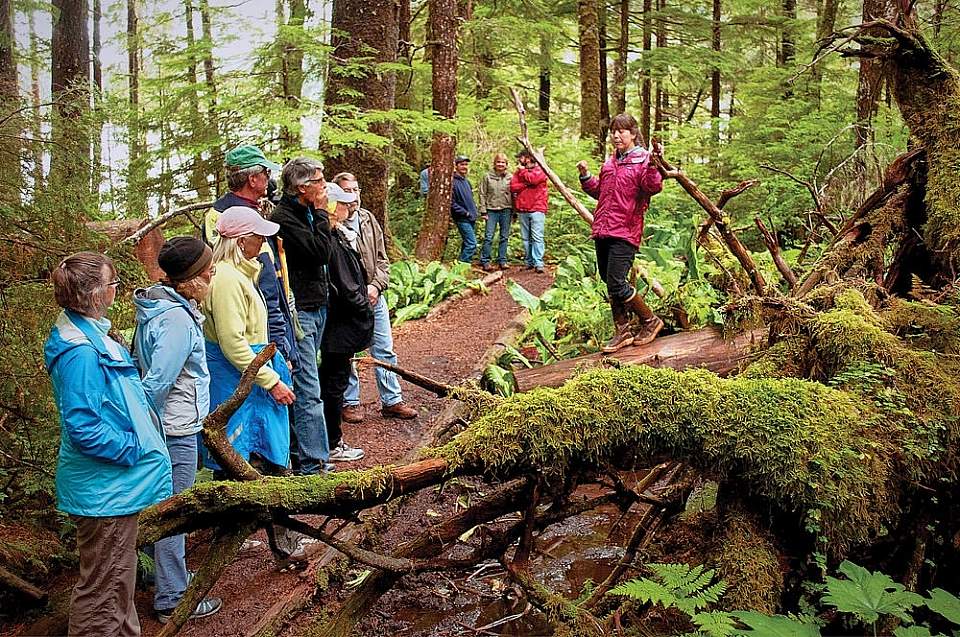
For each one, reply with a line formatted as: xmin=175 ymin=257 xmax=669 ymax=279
xmin=272 ymin=194 xmax=331 ymax=311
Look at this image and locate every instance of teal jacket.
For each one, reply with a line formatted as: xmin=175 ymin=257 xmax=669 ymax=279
xmin=44 ymin=310 xmax=172 ymax=517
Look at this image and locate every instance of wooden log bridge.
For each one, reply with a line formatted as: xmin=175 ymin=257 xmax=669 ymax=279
xmin=512 ymin=328 xmax=764 ymax=392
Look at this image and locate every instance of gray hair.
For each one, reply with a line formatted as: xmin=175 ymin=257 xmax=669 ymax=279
xmin=282 ymin=157 xmax=324 ymax=196
xmin=226 ymin=164 xmax=264 ymax=192
xmin=332 ymin=171 xmax=357 ymax=186
xmin=212 ymin=236 xmax=250 ymax=268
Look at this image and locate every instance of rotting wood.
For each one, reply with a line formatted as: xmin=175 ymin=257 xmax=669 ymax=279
xmin=0 ymin=563 xmax=46 ymax=603
xmin=356 ymin=356 xmax=454 ymax=397
xmin=513 ymin=327 xmax=763 ymax=392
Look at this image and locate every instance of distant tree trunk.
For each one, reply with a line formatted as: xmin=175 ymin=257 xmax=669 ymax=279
xmin=473 ymin=10 xmax=493 ymax=100
xmin=612 ymin=0 xmax=629 ymax=115
xmin=710 ymin=0 xmax=721 ymax=121
xmin=778 ymin=0 xmax=796 ymax=66
xmin=933 ymin=0 xmax=945 ymax=37
xmin=28 ymin=10 xmax=43 ymax=192
xmin=278 ymin=0 xmax=306 ymax=150
xmin=538 ymin=33 xmax=551 ymax=123
xmin=91 ymin=0 xmax=102 ymax=196
xmin=414 ymin=0 xmax=458 ymax=261
xmin=654 ymin=0 xmax=667 ymax=134
xmin=127 ymin=0 xmax=147 ymax=217
xmin=184 ymin=0 xmax=211 ymax=199
xmin=578 ymin=0 xmax=603 ymax=156
xmin=598 ymin=1 xmax=610 ymax=147
xmin=0 ymin=0 xmax=19 ymax=203
xmin=811 ymin=0 xmax=839 ymax=99
xmin=853 ymin=0 xmax=892 ymax=191
xmin=394 ymin=0 xmax=418 ymax=194
xmin=199 ymin=0 xmax=221 ymax=191
xmin=324 ymin=0 xmax=399 ymax=233
xmin=50 ymin=0 xmax=91 ymax=198
xmin=640 ymin=0 xmax=652 ymax=143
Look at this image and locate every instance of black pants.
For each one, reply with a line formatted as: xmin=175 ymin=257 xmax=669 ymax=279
xmin=319 ymin=351 xmax=351 ymax=448
xmin=595 ymin=237 xmax=637 ymax=303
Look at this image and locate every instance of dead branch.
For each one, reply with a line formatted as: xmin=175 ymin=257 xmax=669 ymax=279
xmin=758 ymin=164 xmax=838 ymax=235
xmin=509 ymin=87 xmax=594 ymax=225
xmin=123 ymin=200 xmax=216 ymax=244
xmin=755 ymin=217 xmax=798 ymax=290
xmin=0 ymin=563 xmax=46 ymax=603
xmin=354 ymin=356 xmax=454 ymax=397
xmin=505 ymin=561 xmax=604 ymax=636
xmin=698 ymin=180 xmax=761 ymax=241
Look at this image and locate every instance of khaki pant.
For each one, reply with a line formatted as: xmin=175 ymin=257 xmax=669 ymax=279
xmin=69 ymin=514 xmax=140 ymax=637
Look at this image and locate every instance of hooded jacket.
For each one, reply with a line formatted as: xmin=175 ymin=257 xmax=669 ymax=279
xmin=272 ymin=194 xmax=332 ymax=312
xmin=580 ymin=147 xmax=663 ymax=247
xmin=451 ymin=173 xmax=479 ymax=222
xmin=45 ymin=310 xmax=172 ymax=517
xmin=322 ymin=231 xmax=374 ymax=355
xmin=478 ymin=170 xmax=512 ymax=211
xmin=133 ymin=285 xmax=210 ymax=437
xmin=510 ymin=165 xmax=549 ymax=213
xmin=351 ymin=207 xmax=390 ymax=294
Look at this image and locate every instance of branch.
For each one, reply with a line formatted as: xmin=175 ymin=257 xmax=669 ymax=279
xmin=697 ymin=179 xmax=760 ymax=242
xmin=122 ymin=200 xmax=216 ymax=244
xmin=354 ymin=357 xmax=453 ymax=397
xmin=0 ymin=563 xmax=46 ymax=603
xmin=755 ymin=217 xmax=798 ymax=290
xmin=509 ymin=87 xmax=594 ymax=225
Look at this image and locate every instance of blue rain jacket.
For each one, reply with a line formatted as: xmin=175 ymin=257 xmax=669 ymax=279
xmin=44 ymin=310 xmax=172 ymax=517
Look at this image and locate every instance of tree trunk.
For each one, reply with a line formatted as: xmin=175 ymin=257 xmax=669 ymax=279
xmin=91 ymin=0 xmax=102 ymax=197
xmin=394 ymin=0 xmax=417 ymax=195
xmin=0 ymin=0 xmax=19 ymax=203
xmin=578 ymin=0 xmax=603 ymax=156
xmin=654 ymin=0 xmax=667 ymax=133
xmin=413 ymin=0 xmax=458 ymax=261
xmin=28 ymin=10 xmax=43 ymax=193
xmin=854 ymin=0 xmax=891 ymax=151
xmin=278 ymin=0 xmax=306 ymax=151
xmin=612 ymin=0 xmax=629 ymax=115
xmin=49 ymin=0 xmax=91 ymax=198
xmin=778 ymin=0 xmax=796 ymax=66
xmin=324 ymin=0 xmax=399 ymax=234
xmin=640 ymin=0 xmax=652 ymax=143
xmin=811 ymin=0 xmax=839 ymax=99
xmin=199 ymin=0 xmax=221 ymax=192
xmin=598 ymin=0 xmax=610 ymax=148
xmin=710 ymin=0 xmax=721 ymax=120
xmin=184 ymin=0 xmax=211 ymax=200
xmin=127 ymin=0 xmax=147 ymax=218
xmin=538 ymin=33 xmax=551 ymax=123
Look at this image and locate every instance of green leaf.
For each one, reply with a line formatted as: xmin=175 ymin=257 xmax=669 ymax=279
xmin=893 ymin=626 xmax=936 ymax=637
xmin=927 ymin=588 xmax=960 ymax=625
xmin=693 ymin=610 xmax=739 ymax=637
xmin=823 ymin=561 xmax=924 ymax=624
xmin=393 ymin=302 xmax=430 ymax=325
xmin=731 ymin=612 xmax=821 ymax=637
xmin=506 ymin=279 xmax=541 ymax=313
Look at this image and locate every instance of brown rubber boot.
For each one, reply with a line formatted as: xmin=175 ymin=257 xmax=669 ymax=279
xmin=625 ymin=292 xmax=664 ymax=347
xmin=602 ymin=301 xmax=635 ymax=353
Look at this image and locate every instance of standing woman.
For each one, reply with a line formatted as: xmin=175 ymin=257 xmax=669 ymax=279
xmin=577 ymin=113 xmax=665 ymax=353
xmin=202 ymin=206 xmax=295 ymax=471
xmin=45 ymin=252 xmax=172 ymax=636
xmin=320 ymin=183 xmax=374 ymax=462
xmin=132 ymin=237 xmax=222 ymax=624
xmin=478 ymin=152 xmax=513 ymax=272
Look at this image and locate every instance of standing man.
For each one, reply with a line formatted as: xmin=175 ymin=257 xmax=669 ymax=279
xmin=478 ymin=153 xmax=513 ymax=272
xmin=205 ymin=145 xmax=300 ymax=372
xmin=451 ymin=155 xmax=479 ymax=264
xmin=332 ymin=172 xmax=418 ymax=424
xmin=419 ymin=163 xmax=430 ymax=197
xmin=510 ymin=149 xmax=549 ymax=274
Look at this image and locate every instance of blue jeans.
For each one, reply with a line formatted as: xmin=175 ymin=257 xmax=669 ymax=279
xmin=519 ymin=212 xmax=546 ymax=267
xmin=480 ymin=209 xmax=512 ymax=265
xmin=344 ymin=296 xmax=403 ymax=408
xmin=455 ymin=220 xmax=477 ymax=263
xmin=153 ymin=434 xmax=197 ymax=611
xmin=291 ymin=308 xmax=330 ymax=474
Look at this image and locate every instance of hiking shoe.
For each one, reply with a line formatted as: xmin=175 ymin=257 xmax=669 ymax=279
xmin=381 ymin=402 xmax=418 ymax=420
xmin=498 ymin=263 xmax=510 ymax=271
xmin=481 ymin=263 xmax=496 ymax=272
xmin=535 ymin=266 xmax=545 ymax=274
xmin=328 ymin=441 xmax=365 ymax=462
xmin=342 ymin=404 xmax=364 ymax=424
xmin=240 ymin=539 xmax=264 ymax=553
xmin=156 ymin=596 xmax=222 ymax=624
xmin=633 ymin=315 xmax=664 ymax=347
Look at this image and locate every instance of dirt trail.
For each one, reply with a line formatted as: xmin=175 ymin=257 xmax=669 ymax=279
xmin=136 ymin=268 xmax=554 ymax=637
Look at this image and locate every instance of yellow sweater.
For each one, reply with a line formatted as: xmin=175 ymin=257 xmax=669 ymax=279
xmin=202 ymin=258 xmax=280 ymax=390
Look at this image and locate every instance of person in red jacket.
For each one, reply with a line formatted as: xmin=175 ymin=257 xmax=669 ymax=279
xmin=577 ymin=113 xmax=665 ymax=353
xmin=510 ymin=149 xmax=549 ymax=273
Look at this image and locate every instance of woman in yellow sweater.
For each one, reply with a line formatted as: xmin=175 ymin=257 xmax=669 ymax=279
xmin=202 ymin=206 xmax=295 ymax=472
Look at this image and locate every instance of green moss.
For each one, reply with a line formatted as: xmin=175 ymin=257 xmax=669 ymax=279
xmin=882 ymin=299 xmax=960 ymax=354
xmin=712 ymin=511 xmax=784 ymax=613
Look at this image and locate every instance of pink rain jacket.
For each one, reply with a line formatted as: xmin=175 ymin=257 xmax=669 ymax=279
xmin=580 ymin=147 xmax=663 ymax=247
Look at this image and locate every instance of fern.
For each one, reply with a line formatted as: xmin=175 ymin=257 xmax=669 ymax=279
xmin=610 ymin=563 xmax=727 ymax=616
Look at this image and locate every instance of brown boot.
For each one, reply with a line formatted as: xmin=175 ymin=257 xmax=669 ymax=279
xmin=381 ymin=402 xmax=418 ymax=419
xmin=624 ymin=293 xmax=664 ymax=347
xmin=602 ymin=301 xmax=635 ymax=353
xmin=341 ymin=404 xmax=364 ymax=424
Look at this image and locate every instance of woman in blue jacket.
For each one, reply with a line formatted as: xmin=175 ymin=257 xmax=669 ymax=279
xmin=133 ymin=237 xmax=222 ymax=624
xmin=45 ymin=251 xmax=172 ymax=637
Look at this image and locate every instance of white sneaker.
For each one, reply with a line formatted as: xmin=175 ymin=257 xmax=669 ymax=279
xmin=288 ymin=537 xmax=321 ymax=561
xmin=240 ymin=539 xmax=264 ymax=553
xmin=328 ymin=441 xmax=365 ymax=462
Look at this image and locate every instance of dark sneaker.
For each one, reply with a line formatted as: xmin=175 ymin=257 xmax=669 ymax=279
xmin=381 ymin=402 xmax=418 ymax=420
xmin=498 ymin=263 xmax=510 ymax=271
xmin=481 ymin=263 xmax=496 ymax=272
xmin=328 ymin=441 xmax=365 ymax=462
xmin=341 ymin=404 xmax=364 ymax=424
xmin=535 ymin=266 xmax=545 ymax=274
xmin=633 ymin=316 xmax=664 ymax=347
xmin=156 ymin=596 xmax=222 ymax=624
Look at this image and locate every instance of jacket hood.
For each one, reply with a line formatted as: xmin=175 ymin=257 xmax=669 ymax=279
xmin=44 ymin=311 xmax=127 ymax=371
xmin=133 ymin=285 xmax=199 ymax=325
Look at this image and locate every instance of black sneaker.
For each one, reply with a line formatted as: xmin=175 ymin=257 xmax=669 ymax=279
xmin=156 ymin=596 xmax=223 ymax=624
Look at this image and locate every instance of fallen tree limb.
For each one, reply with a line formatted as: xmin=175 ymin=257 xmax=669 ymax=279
xmin=425 ymin=269 xmax=503 ymax=320
xmin=755 ymin=217 xmax=798 ymax=290
xmin=123 ymin=200 xmax=216 ymax=244
xmin=0 ymin=563 xmax=46 ymax=603
xmin=697 ymin=179 xmax=760 ymax=241
xmin=355 ymin=356 xmax=454 ymax=397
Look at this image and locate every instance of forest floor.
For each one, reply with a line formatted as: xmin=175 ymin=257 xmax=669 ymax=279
xmin=133 ymin=266 xmax=557 ymax=637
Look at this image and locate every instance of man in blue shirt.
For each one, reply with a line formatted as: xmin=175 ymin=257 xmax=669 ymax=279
xmin=450 ymin=156 xmax=479 ymax=263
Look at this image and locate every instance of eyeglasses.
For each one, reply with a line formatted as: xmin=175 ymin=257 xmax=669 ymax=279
xmin=305 ymin=178 xmax=325 ymax=184
xmin=107 ymin=279 xmax=121 ymax=288
xmin=342 ymin=187 xmax=361 ymax=193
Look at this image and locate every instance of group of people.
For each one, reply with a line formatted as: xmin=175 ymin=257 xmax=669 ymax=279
xmin=45 ymin=146 xmax=417 ymax=635
xmin=421 ymin=149 xmax=550 ymax=273
xmin=45 ymin=109 xmax=664 ymax=636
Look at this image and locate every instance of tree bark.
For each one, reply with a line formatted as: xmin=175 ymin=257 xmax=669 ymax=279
xmin=394 ymin=0 xmax=418 ymax=195
xmin=853 ymin=0 xmax=891 ymax=188
xmin=710 ymin=0 xmax=721 ymax=120
xmin=27 ymin=10 xmax=43 ymax=193
xmin=778 ymin=0 xmax=796 ymax=66
xmin=598 ymin=0 xmax=610 ymax=147
xmin=538 ymin=33 xmax=551 ymax=123
xmin=49 ymin=0 xmax=91 ymax=196
xmin=578 ymin=0 xmax=603 ymax=156
xmin=612 ymin=0 xmax=629 ymax=115
xmin=640 ymin=0 xmax=652 ymax=143
xmin=278 ymin=0 xmax=306 ymax=151
xmin=184 ymin=0 xmax=211 ymax=200
xmin=324 ymin=0 xmax=399 ymax=233
xmin=199 ymin=0 xmax=221 ymax=191
xmin=414 ymin=0 xmax=458 ymax=261
xmin=0 ymin=0 xmax=19 ymax=203
xmin=127 ymin=0 xmax=147 ymax=218
xmin=91 ymin=0 xmax=102 ymax=196
xmin=654 ymin=0 xmax=668 ymax=133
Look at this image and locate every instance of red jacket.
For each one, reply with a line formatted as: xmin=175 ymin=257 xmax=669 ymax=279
xmin=580 ymin=147 xmax=662 ymax=247
xmin=510 ymin=166 xmax=549 ymax=213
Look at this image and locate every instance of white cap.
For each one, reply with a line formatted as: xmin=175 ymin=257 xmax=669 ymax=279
xmin=326 ymin=182 xmax=358 ymax=204
xmin=216 ymin=206 xmax=280 ymax=238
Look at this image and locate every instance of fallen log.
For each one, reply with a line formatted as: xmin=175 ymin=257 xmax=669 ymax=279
xmin=0 ymin=563 xmax=46 ymax=604
xmin=512 ymin=327 xmax=763 ymax=392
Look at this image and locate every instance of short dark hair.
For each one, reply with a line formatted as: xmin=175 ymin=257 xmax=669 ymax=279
xmin=609 ymin=113 xmax=642 ymax=143
xmin=51 ymin=252 xmax=116 ymax=316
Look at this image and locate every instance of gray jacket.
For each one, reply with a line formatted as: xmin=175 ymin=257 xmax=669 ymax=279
xmin=478 ymin=170 xmax=513 ymax=211
xmin=352 ymin=207 xmax=390 ymax=293
xmin=133 ymin=285 xmax=210 ymax=437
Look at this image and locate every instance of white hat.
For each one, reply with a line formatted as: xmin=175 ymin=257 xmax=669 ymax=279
xmin=326 ymin=182 xmax=358 ymax=204
xmin=216 ymin=206 xmax=280 ymax=238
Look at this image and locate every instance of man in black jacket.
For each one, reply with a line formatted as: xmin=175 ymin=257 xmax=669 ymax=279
xmin=451 ymin=155 xmax=479 ymax=263
xmin=272 ymin=158 xmax=362 ymax=471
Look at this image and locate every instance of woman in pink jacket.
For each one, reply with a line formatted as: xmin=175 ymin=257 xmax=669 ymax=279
xmin=577 ymin=113 xmax=665 ymax=353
